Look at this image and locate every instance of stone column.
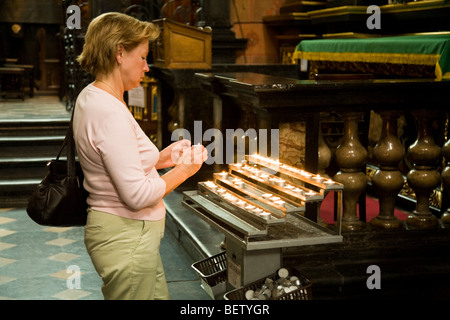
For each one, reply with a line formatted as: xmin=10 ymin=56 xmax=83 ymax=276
xmin=370 ymin=110 xmax=405 ymax=229
xmin=202 ymin=0 xmax=247 ymax=63
xmin=406 ymin=109 xmax=441 ymax=229
xmin=334 ymin=112 xmax=367 ymax=231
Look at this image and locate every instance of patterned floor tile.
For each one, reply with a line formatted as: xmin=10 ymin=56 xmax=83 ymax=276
xmin=0 ymin=257 xmax=16 ymax=267
xmin=0 ymin=275 xmax=16 ymax=285
xmin=50 ymin=268 xmax=84 ymax=280
xmin=0 ymin=217 xmax=15 ymax=225
xmin=0 ymin=230 xmax=16 ymax=238
xmin=52 ymin=288 xmax=92 ymax=300
xmin=0 ymin=242 xmax=16 ymax=251
xmin=45 ymin=238 xmax=76 ymax=247
xmin=48 ymin=252 xmax=80 ymax=262
xmin=44 ymin=227 xmax=73 ymax=233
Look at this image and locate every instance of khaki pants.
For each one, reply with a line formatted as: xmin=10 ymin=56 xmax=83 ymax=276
xmin=84 ymin=209 xmax=170 ymax=300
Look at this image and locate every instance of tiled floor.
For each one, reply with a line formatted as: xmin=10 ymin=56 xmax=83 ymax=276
xmin=0 ymin=95 xmax=71 ymax=120
xmin=0 ymin=207 xmax=211 ymax=300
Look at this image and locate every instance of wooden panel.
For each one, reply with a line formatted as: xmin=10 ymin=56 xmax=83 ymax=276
xmin=153 ymin=18 xmax=212 ymax=69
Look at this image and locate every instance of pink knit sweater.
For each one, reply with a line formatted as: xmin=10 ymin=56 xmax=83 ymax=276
xmin=73 ymin=83 xmax=166 ymax=221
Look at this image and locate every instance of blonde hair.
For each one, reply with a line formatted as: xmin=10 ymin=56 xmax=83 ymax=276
xmin=77 ymin=12 xmax=160 ymax=76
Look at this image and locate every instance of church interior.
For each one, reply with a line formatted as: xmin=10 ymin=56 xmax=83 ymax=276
xmin=1 ymin=0 xmax=450 ymax=301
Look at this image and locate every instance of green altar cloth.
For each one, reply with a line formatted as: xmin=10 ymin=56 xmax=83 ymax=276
xmin=293 ymin=34 xmax=450 ymax=80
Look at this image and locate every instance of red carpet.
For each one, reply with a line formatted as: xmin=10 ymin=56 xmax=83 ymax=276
xmin=319 ymin=192 xmax=408 ymax=225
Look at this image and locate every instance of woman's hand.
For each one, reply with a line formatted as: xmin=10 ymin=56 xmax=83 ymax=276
xmin=160 ymin=143 xmax=208 ymax=197
xmin=175 ymin=144 xmax=208 ymax=177
xmin=156 ymin=139 xmax=191 ymax=169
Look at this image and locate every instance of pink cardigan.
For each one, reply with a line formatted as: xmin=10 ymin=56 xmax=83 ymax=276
xmin=73 ymin=83 xmax=166 ymax=221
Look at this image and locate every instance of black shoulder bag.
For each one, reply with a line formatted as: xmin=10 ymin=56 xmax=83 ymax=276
xmin=26 ymin=109 xmax=88 ymax=227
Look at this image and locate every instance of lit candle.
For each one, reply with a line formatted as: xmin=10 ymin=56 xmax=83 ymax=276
xmin=262 ymin=193 xmax=273 ymax=199
xmin=245 ymin=204 xmax=256 ymax=211
xmin=274 ymin=200 xmax=285 ymax=207
xmin=293 ymin=188 xmax=304 ymax=195
xmin=285 ymin=184 xmax=295 ymax=190
xmin=300 ymin=171 xmax=311 ymax=178
xmin=260 ymin=174 xmax=269 ymax=181
xmin=252 ymin=208 xmax=263 ymax=214
xmin=224 ymin=194 xmax=237 ymax=203
xmin=269 ymin=196 xmax=280 ymax=202
xmin=259 ymin=211 xmax=271 ymax=220
xmin=236 ymin=200 xmax=246 ymax=207
xmin=275 ymin=178 xmax=285 ymax=187
xmin=232 ymin=178 xmax=243 ymax=187
xmin=218 ymin=171 xmax=227 ymax=178
xmin=217 ymin=188 xmax=226 ymax=195
xmin=313 ymin=175 xmax=324 ymax=183
xmin=324 ymin=179 xmax=334 ymax=185
xmin=205 ymin=181 xmax=217 ymax=192
xmin=249 ymin=168 xmax=260 ymax=177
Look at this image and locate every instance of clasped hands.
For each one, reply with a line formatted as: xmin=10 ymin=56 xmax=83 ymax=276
xmin=161 ymin=139 xmax=208 ymax=177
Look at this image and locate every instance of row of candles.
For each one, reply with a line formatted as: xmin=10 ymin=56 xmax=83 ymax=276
xmin=224 ymin=165 xmax=319 ymax=198
xmin=230 ymin=176 xmax=288 ymax=208
xmin=203 ymin=181 xmax=273 ymax=220
xmin=248 ymin=154 xmax=336 ymax=186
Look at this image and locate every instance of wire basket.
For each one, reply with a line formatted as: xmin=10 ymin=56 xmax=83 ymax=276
xmin=224 ymin=267 xmax=312 ymax=300
xmin=191 ymin=251 xmax=227 ymax=299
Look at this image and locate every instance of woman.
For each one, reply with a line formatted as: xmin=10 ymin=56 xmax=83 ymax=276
xmin=73 ymin=12 xmax=207 ymax=300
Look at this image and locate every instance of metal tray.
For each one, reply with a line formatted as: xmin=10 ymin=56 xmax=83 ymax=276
xmin=182 ymin=190 xmax=343 ymax=250
xmin=213 ymin=172 xmax=305 ymax=215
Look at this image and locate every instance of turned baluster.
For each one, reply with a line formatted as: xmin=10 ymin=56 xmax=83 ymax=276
xmin=167 ymin=91 xmax=181 ymax=133
xmin=370 ymin=110 xmax=405 ymax=229
xmin=441 ymin=132 xmax=450 ymax=225
xmin=318 ymin=123 xmax=332 ymax=177
xmin=406 ymin=109 xmax=441 ymax=229
xmin=334 ymin=112 xmax=367 ymax=231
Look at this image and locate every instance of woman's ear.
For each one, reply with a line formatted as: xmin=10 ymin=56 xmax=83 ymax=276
xmin=116 ymin=44 xmax=124 ymax=65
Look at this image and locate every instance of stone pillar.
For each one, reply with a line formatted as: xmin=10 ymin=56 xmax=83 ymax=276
xmin=334 ymin=112 xmax=367 ymax=231
xmin=202 ymin=0 xmax=247 ymax=63
xmin=370 ymin=110 xmax=405 ymax=229
xmin=406 ymin=109 xmax=441 ymax=229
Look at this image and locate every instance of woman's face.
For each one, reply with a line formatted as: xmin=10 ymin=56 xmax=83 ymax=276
xmin=120 ymin=41 xmax=150 ymax=91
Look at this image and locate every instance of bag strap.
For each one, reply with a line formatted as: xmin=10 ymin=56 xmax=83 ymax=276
xmin=56 ymin=106 xmax=77 ymax=177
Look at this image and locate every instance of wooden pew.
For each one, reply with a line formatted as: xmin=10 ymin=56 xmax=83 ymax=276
xmin=0 ymin=67 xmax=26 ymax=100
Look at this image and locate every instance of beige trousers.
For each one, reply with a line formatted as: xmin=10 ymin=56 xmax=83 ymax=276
xmin=84 ymin=208 xmax=170 ymax=300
